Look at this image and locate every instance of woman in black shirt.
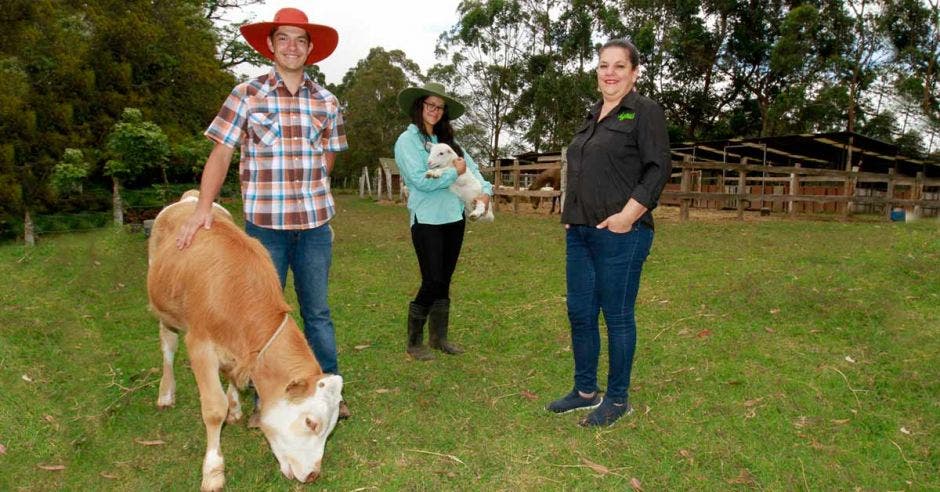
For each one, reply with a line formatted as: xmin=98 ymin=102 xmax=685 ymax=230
xmin=546 ymin=39 xmax=671 ymax=427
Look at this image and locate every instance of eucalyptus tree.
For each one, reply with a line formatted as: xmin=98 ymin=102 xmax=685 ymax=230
xmin=881 ymin=0 xmax=939 ymax=120
xmin=204 ymin=0 xmax=269 ymax=71
xmin=437 ymin=0 xmax=529 ymax=161
xmin=762 ymin=4 xmax=837 ymax=134
xmin=333 ymin=48 xmax=418 ymax=184
xmin=880 ymin=0 xmax=938 ymax=153
xmin=605 ymin=0 xmax=737 ymax=140
xmin=832 ymin=0 xmax=889 ymax=133
xmin=718 ymin=0 xmax=805 ymax=137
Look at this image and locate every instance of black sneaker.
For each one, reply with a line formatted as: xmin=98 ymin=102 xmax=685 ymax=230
xmin=546 ymin=389 xmax=602 ymax=414
xmin=579 ymin=397 xmax=633 ymax=427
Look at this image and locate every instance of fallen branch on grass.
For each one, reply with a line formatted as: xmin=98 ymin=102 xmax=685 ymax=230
xmin=890 ymin=439 xmax=916 ymax=482
xmin=825 ymin=366 xmax=862 ymax=408
xmin=405 ymin=448 xmax=466 ymax=465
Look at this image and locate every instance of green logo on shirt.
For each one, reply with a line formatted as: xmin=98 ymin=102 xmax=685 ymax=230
xmin=618 ymin=112 xmax=635 ymax=121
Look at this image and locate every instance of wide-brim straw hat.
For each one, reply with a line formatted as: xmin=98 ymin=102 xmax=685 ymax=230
xmin=239 ymin=8 xmax=338 ymax=65
xmin=397 ymin=82 xmax=466 ymax=119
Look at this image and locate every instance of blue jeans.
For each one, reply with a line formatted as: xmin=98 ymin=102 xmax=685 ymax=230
xmin=245 ymin=221 xmax=338 ymax=374
xmin=566 ymin=223 xmax=653 ymax=400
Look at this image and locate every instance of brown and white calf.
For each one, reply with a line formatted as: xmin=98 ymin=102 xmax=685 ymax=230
xmin=147 ymin=191 xmax=342 ymax=491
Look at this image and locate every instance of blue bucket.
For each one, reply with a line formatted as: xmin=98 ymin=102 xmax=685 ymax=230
xmin=890 ymin=209 xmax=905 ymax=222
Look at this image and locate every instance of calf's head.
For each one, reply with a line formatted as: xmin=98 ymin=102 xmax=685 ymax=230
xmin=259 ymin=374 xmax=343 ymax=483
xmin=427 ymin=143 xmax=458 ymax=170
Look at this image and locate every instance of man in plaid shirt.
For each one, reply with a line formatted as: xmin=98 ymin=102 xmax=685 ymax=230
xmin=176 ymin=7 xmax=350 ymax=419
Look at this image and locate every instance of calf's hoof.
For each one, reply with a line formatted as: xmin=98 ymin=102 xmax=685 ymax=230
xmin=201 ymin=456 xmax=224 ymax=491
xmin=156 ymin=395 xmax=174 ymax=409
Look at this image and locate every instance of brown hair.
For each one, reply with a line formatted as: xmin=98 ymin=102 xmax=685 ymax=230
xmin=600 ymin=39 xmax=640 ymax=69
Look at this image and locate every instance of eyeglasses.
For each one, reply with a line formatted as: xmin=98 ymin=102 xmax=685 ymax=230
xmin=423 ymin=101 xmax=445 ymax=113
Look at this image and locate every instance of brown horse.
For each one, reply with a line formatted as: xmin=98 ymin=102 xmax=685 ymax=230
xmin=528 ymin=168 xmax=561 ymax=214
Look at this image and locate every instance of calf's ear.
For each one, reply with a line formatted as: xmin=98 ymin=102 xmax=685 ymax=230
xmin=305 ymin=416 xmax=321 ymax=434
xmin=285 ymin=378 xmax=309 ymax=400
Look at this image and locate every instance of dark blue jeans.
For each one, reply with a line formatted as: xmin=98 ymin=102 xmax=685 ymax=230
xmin=245 ymin=221 xmax=338 ymax=374
xmin=566 ymin=223 xmax=653 ymax=400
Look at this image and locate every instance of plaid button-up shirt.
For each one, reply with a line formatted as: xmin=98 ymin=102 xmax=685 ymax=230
xmin=205 ymin=69 xmax=348 ymax=229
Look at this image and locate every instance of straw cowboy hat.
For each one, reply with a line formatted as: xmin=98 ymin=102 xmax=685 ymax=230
xmin=398 ymin=82 xmax=466 ymax=119
xmin=240 ymin=8 xmax=338 ymax=65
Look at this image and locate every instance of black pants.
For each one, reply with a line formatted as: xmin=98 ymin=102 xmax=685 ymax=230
xmin=410 ymin=218 xmax=465 ymax=307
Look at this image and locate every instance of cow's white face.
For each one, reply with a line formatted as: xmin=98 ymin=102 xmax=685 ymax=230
xmin=427 ymin=143 xmax=458 ymax=170
xmin=260 ymin=374 xmax=343 ymax=483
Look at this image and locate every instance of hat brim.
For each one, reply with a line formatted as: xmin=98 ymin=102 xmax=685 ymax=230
xmin=240 ymin=22 xmax=338 ymax=65
xmin=398 ymin=87 xmax=466 ymax=120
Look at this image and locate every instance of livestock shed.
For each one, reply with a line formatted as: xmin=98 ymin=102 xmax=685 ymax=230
xmin=361 ymin=158 xmax=405 ymax=202
xmin=378 ymin=157 xmax=405 ymax=201
xmin=666 ymin=131 xmax=940 ymax=218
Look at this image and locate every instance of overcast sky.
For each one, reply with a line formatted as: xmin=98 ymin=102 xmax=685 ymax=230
xmin=234 ymin=0 xmax=462 ymax=84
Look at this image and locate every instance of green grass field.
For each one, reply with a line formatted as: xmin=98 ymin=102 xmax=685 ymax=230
xmin=1 ymin=194 xmax=937 ymax=490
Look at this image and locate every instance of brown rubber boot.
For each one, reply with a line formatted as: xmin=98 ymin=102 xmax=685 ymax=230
xmin=338 ymin=400 xmax=351 ymax=420
xmin=407 ymin=302 xmax=436 ymax=360
xmin=428 ymin=299 xmax=463 ymax=354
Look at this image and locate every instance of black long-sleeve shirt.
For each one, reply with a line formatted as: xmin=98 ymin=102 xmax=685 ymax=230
xmin=561 ymin=90 xmax=671 ymax=229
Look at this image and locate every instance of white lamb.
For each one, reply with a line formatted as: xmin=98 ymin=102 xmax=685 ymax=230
xmin=425 ymin=143 xmax=494 ymax=222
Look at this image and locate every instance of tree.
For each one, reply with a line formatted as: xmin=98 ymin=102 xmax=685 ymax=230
xmin=437 ymin=0 xmax=529 ymax=161
xmin=106 ymin=108 xmax=170 ymax=225
xmin=440 ymin=0 xmax=602 ymax=155
xmin=658 ymin=0 xmax=736 ymax=140
xmin=83 ymin=0 xmax=236 ymax=143
xmin=333 ymin=48 xmax=418 ymax=184
xmin=881 ymin=0 xmax=939 ymax=119
xmin=172 ymin=135 xmax=215 ymax=183
xmin=0 ymin=0 xmax=93 ymax=244
xmin=52 ymin=148 xmax=90 ymax=195
xmin=204 ymin=1 xmax=268 ymax=71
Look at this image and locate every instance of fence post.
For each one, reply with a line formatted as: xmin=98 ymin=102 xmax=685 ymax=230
xmin=375 ymin=167 xmax=384 ymax=200
xmin=913 ymin=171 xmax=924 ymax=219
xmin=374 ymin=168 xmax=382 ymax=200
xmin=24 ymin=209 xmax=35 ymax=246
xmin=737 ymin=158 xmax=747 ymax=220
xmin=679 ymin=155 xmax=691 ymax=222
xmin=789 ymin=162 xmax=800 ymax=217
xmin=884 ymin=168 xmax=896 ymax=220
xmin=560 ymin=147 xmax=567 ymax=214
xmin=844 ymin=165 xmax=859 ymax=217
xmin=358 ymin=167 xmax=366 ymax=197
xmin=494 ymin=159 xmax=502 ymax=212
xmin=512 ymin=159 xmax=520 ymax=214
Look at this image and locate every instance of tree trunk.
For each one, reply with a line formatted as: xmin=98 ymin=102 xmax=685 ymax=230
xmin=112 ymin=176 xmax=124 ymax=226
xmin=24 ymin=208 xmax=35 ymax=247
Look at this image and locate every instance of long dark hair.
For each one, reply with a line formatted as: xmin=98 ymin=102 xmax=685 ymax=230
xmin=410 ymin=97 xmax=464 ymax=158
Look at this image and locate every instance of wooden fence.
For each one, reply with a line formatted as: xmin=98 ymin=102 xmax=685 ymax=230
xmin=486 ymin=158 xmax=565 ymax=214
xmin=665 ymin=157 xmax=940 ymax=220
xmin=485 ymin=152 xmax=939 ymax=221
